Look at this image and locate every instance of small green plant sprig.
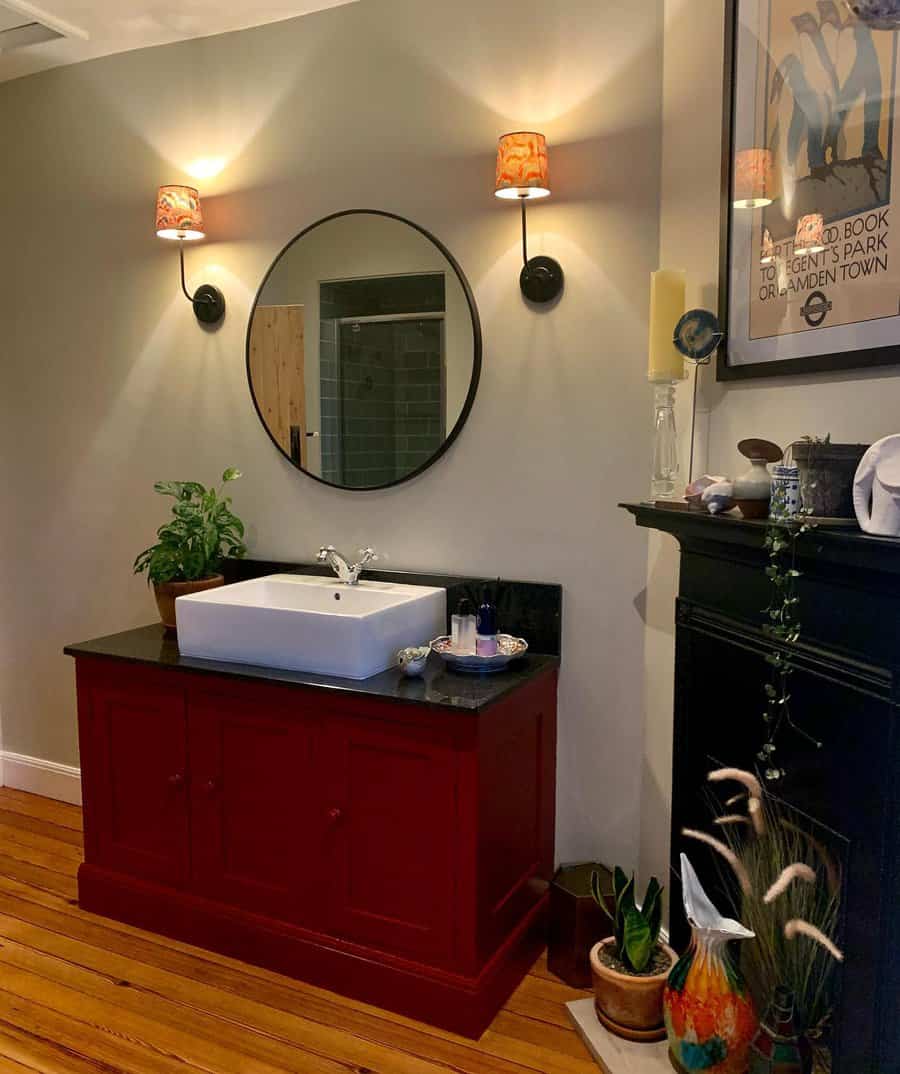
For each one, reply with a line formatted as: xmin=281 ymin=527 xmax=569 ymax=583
xmin=591 ymin=867 xmax=663 ymax=974
xmin=134 ymin=468 xmax=247 ymax=585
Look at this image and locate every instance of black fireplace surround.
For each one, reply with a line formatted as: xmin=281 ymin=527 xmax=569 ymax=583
xmin=624 ymin=504 xmax=900 ymax=1074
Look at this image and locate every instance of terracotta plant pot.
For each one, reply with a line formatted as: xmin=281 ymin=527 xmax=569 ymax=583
xmin=153 ymin=575 xmax=224 ymax=631
xmin=590 ymin=937 xmax=677 ymax=1043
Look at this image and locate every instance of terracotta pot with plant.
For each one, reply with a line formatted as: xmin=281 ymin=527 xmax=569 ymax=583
xmin=588 ymin=867 xmax=677 ymax=1043
xmin=134 ymin=468 xmax=247 ymax=630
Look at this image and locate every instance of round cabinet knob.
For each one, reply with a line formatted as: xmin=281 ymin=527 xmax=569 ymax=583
xmin=327 ymin=807 xmax=343 ymax=823
xmin=202 ymin=778 xmax=218 ymax=794
xmin=168 ymin=773 xmax=185 ymax=789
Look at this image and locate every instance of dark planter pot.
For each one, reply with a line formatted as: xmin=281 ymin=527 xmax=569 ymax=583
xmin=547 ymin=862 xmax=613 ymax=988
xmin=793 ymin=442 xmax=868 ymax=519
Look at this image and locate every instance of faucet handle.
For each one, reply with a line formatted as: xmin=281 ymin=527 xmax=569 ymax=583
xmin=357 ymin=547 xmax=378 ymax=565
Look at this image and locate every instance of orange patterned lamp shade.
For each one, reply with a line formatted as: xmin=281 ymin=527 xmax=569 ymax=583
xmin=156 ymin=185 xmax=205 ymax=240
xmin=495 ymin=132 xmax=551 ymax=200
xmin=733 ymin=148 xmax=777 ymax=209
xmin=794 ymin=213 xmax=825 ymax=255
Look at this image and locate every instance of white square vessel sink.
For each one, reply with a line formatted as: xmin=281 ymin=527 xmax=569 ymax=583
xmin=175 ymin=574 xmax=447 ymax=680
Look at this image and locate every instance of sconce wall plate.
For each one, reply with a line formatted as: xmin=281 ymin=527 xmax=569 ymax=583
xmin=192 ymin=283 xmax=226 ymax=324
xmin=520 ymin=255 xmax=564 ymax=304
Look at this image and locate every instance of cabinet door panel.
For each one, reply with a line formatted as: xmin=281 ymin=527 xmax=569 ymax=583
xmin=324 ymin=718 xmax=456 ymax=964
xmin=189 ymin=693 xmax=315 ymax=920
xmin=88 ymin=681 xmax=189 ymax=887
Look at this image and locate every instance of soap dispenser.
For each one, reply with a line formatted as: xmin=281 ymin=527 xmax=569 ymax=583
xmin=451 ymin=598 xmax=477 ymax=655
xmin=476 ymin=587 xmax=498 ymax=657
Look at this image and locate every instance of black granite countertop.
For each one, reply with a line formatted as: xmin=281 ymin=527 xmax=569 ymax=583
xmin=65 ymin=625 xmax=559 ymax=714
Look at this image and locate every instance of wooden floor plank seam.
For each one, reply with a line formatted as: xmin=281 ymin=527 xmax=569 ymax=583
xmin=0 ymin=1016 xmax=133 ymax=1074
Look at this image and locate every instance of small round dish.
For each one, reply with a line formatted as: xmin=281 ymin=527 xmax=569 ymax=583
xmin=397 ymin=646 xmax=430 ymax=677
xmin=430 ymin=634 xmax=528 ymax=674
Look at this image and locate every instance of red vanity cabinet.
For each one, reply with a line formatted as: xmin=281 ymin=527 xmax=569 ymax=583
xmin=71 ymin=643 xmax=558 ymax=1037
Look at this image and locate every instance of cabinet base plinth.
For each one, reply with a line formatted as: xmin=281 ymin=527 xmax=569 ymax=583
xmin=78 ymin=863 xmax=548 ymax=1038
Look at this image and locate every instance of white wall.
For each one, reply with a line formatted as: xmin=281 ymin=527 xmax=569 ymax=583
xmin=640 ymin=0 xmax=900 ymax=896
xmin=0 ymin=0 xmax=665 ymax=866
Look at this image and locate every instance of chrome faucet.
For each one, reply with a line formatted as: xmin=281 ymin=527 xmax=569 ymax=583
xmin=317 ymin=545 xmax=378 ymax=585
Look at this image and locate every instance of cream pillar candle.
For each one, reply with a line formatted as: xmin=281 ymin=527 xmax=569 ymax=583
xmin=648 ymin=269 xmax=686 ymax=382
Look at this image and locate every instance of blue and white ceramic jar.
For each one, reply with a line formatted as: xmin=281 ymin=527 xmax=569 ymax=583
xmin=770 ymin=465 xmax=801 ymax=521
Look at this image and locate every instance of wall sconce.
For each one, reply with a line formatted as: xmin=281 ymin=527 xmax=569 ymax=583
xmin=155 ymin=185 xmax=226 ymax=325
xmin=794 ymin=213 xmax=825 ymax=256
xmin=733 ymin=148 xmax=778 ymax=209
xmin=494 ymin=132 xmax=564 ymax=303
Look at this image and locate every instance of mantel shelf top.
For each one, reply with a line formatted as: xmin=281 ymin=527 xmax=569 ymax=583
xmin=620 ymin=501 xmax=900 ymax=577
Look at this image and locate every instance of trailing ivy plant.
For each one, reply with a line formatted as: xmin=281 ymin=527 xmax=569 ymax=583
xmin=134 ymin=468 xmax=247 ymax=585
xmin=759 ymin=437 xmax=826 ymax=782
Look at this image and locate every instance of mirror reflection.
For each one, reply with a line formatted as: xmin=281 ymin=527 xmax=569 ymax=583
xmin=248 ymin=211 xmax=480 ymax=490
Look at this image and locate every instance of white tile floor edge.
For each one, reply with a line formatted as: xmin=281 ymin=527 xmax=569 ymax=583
xmin=1 ymin=751 xmax=82 ymax=805
xmin=567 ymin=998 xmax=671 ymax=1074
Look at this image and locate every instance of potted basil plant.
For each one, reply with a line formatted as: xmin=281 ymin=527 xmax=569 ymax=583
xmin=588 ymin=867 xmax=676 ymax=1042
xmin=134 ymin=468 xmax=247 ymax=629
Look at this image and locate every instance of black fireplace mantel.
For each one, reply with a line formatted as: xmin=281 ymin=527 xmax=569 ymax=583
xmin=624 ymin=500 xmax=900 ymax=576
xmin=622 ymin=502 xmax=900 ymax=1074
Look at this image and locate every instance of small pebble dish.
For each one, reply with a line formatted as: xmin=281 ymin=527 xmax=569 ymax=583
xmin=430 ymin=634 xmax=528 ymax=674
xmin=397 ymin=646 xmax=430 ymax=677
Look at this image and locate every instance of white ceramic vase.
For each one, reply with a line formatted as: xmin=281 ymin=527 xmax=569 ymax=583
xmin=853 ymin=435 xmax=900 ymax=536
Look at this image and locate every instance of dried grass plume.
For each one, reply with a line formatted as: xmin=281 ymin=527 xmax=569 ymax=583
xmin=682 ymin=828 xmax=752 ymax=895
xmin=748 ymin=796 xmax=766 ymax=836
xmin=714 ymin=814 xmax=752 ymax=828
xmin=708 ymin=767 xmax=763 ymax=801
xmin=785 ymin=919 xmax=844 ymax=962
xmin=764 ymin=863 xmax=817 ymax=904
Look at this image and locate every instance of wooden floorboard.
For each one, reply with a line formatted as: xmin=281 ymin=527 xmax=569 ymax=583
xmin=0 ymin=791 xmax=594 ymax=1074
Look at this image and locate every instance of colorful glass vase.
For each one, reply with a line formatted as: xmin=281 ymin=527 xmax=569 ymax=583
xmin=748 ymin=987 xmax=812 ymax=1074
xmin=664 ymin=854 xmax=759 ymax=1074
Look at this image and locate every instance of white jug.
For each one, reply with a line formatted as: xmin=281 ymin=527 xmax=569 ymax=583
xmin=853 ymin=435 xmax=900 ymax=536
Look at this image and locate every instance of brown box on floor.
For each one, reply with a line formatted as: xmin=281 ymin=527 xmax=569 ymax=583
xmin=547 ymin=862 xmax=613 ymax=988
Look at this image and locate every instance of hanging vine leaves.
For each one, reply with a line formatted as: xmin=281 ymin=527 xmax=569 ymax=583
xmin=759 ymin=438 xmax=826 ymax=781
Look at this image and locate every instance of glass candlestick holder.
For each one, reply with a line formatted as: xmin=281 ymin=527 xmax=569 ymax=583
xmin=650 ymin=379 xmax=679 ymax=500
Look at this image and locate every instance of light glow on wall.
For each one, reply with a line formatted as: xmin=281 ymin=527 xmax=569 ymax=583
xmin=185 ymin=156 xmax=228 ymax=181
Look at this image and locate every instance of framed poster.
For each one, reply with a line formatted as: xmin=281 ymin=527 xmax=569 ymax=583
xmin=719 ymin=0 xmax=900 ymax=380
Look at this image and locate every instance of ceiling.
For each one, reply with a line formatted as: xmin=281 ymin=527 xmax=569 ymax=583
xmin=0 ymin=0 xmax=358 ymax=82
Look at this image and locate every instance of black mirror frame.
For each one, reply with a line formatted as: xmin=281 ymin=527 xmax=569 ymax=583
xmin=246 ymin=209 xmax=483 ymax=492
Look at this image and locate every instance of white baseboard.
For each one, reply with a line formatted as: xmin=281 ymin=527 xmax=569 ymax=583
xmin=1 ymin=751 xmax=82 ymax=806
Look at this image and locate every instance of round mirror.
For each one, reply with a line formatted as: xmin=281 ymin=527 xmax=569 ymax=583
xmin=247 ymin=210 xmax=482 ymax=490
